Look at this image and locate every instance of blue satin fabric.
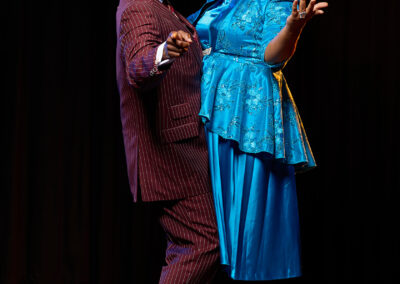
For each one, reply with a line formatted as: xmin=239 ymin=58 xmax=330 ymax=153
xmin=191 ymin=0 xmax=316 ymax=171
xmin=189 ymin=0 xmax=315 ymax=280
xmin=206 ymin=129 xmax=302 ymax=280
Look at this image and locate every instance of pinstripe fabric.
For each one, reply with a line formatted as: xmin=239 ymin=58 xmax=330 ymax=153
xmin=116 ymin=2 xmax=220 ymax=282
xmin=116 ymin=0 xmax=211 ymax=202
xmin=158 ymin=192 xmax=219 ymax=284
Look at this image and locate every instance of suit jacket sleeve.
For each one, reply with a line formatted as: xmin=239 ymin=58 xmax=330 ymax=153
xmin=119 ymin=2 xmax=169 ymax=90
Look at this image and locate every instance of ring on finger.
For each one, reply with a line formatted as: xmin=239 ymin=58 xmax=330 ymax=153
xmin=299 ymin=11 xmax=307 ymax=19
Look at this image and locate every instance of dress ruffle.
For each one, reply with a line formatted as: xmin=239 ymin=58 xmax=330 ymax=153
xmin=200 ymin=51 xmax=316 ymax=170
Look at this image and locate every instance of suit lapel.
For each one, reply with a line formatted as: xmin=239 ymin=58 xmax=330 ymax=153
xmin=153 ymin=0 xmax=195 ymax=34
xmin=174 ymin=11 xmax=195 ymax=34
xmin=173 ymin=10 xmax=203 ymax=66
xmin=152 ymin=0 xmax=203 ymax=66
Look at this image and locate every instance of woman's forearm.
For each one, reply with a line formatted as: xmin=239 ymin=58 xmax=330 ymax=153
xmin=263 ymin=0 xmax=328 ymax=66
xmin=264 ymin=24 xmax=303 ymax=65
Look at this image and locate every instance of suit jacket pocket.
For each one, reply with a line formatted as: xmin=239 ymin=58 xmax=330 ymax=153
xmin=170 ymin=103 xmax=192 ymax=120
xmin=161 ymin=122 xmax=199 ymax=143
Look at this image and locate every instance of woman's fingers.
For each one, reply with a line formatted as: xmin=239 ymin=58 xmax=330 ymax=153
xmin=286 ymin=0 xmax=328 ymax=30
xmin=312 ymin=2 xmax=329 ymax=17
xmin=314 ymin=2 xmax=329 ymax=11
xmin=292 ymin=0 xmax=299 ymax=14
xmin=291 ymin=1 xmax=329 ymax=20
xmin=306 ymin=0 xmax=317 ymax=15
xmin=299 ymin=0 xmax=307 ymax=12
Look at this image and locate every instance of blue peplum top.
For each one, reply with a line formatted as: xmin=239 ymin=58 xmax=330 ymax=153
xmin=189 ymin=0 xmax=316 ymax=170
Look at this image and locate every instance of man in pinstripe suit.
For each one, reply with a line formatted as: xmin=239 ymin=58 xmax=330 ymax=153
xmin=116 ymin=0 xmax=220 ymax=282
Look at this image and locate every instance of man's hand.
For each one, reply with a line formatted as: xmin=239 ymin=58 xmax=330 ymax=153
xmin=162 ymin=30 xmax=193 ymax=60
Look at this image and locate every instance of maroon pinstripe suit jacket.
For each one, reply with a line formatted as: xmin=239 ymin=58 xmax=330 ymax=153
xmin=116 ymin=0 xmax=211 ymax=201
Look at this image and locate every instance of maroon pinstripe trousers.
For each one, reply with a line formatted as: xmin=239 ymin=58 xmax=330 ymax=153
xmin=150 ymin=191 xmax=220 ymax=284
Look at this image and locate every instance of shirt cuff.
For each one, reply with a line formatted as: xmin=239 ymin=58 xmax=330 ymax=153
xmin=156 ymin=42 xmax=175 ymax=67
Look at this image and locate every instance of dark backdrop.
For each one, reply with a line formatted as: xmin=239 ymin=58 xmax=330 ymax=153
xmin=2 ymin=0 xmax=400 ymax=283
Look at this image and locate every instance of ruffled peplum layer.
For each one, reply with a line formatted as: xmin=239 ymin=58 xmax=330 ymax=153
xmin=200 ymin=52 xmax=316 ymax=170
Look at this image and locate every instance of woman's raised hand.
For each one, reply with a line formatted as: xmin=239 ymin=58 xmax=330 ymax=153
xmin=287 ymin=0 xmax=329 ymax=31
xmin=263 ymin=0 xmax=328 ymax=64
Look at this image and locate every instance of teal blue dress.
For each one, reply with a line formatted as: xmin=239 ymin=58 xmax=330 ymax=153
xmin=189 ymin=0 xmax=316 ymax=280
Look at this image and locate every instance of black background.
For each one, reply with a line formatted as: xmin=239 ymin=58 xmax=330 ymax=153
xmin=2 ymin=0 xmax=400 ymax=283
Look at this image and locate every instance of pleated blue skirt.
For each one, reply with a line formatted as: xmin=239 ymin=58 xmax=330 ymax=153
xmin=205 ymin=128 xmax=302 ymax=281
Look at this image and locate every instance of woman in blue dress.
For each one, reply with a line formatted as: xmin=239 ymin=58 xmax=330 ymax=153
xmin=188 ymin=0 xmax=328 ymax=281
